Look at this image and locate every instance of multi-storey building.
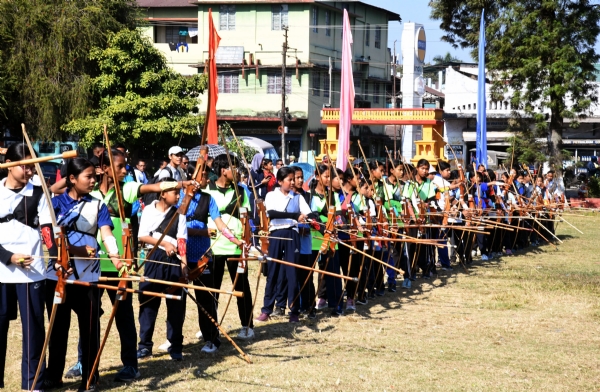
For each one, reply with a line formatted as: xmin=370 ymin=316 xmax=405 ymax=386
xmin=138 ymin=0 xmax=400 ymax=162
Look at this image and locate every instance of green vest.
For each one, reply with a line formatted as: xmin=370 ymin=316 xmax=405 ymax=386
xmin=204 ymin=183 xmax=249 ymax=255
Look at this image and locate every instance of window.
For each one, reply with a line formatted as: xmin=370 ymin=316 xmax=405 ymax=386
xmin=325 ymin=11 xmax=331 ymax=36
xmin=354 ymin=74 xmax=361 ymax=89
xmin=365 ymin=23 xmax=370 ymax=46
xmin=218 ymin=72 xmax=239 ymax=94
xmin=374 ymin=83 xmax=380 ymax=103
xmin=312 ymin=72 xmax=321 ymax=96
xmin=267 ymin=73 xmax=292 ymax=94
xmin=323 ymin=73 xmax=330 ymax=98
xmin=364 ymin=81 xmax=369 ymax=100
xmin=375 ymin=26 xmax=381 ymax=49
xmin=312 ymin=7 xmax=318 ymax=33
xmin=219 ymin=5 xmax=235 ymax=30
xmin=272 ymin=4 xmax=289 ymax=31
xmin=166 ymin=26 xmax=185 ymax=43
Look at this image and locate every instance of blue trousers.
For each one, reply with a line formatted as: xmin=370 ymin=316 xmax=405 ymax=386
xmin=45 ymin=280 xmax=100 ymax=390
xmin=434 ymin=228 xmax=451 ymax=267
xmin=191 ymin=261 xmax=220 ymax=348
xmin=99 ymin=271 xmax=138 ymax=369
xmin=138 ymin=249 xmax=184 ymax=355
xmin=262 ymin=229 xmax=300 ymax=315
xmin=0 ymin=281 xmax=46 ymax=390
xmin=296 ymin=253 xmax=315 ymax=311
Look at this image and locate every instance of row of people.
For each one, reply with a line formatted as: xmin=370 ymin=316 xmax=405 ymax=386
xmin=0 ymin=142 xmax=567 ymax=391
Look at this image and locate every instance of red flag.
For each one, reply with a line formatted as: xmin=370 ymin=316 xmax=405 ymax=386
xmin=204 ymin=8 xmax=221 ymax=145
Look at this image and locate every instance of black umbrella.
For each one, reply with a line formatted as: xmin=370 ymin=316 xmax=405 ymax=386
xmin=186 ymin=144 xmax=228 ymax=161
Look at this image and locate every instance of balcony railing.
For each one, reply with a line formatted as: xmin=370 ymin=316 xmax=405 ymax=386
xmin=321 ymin=108 xmax=444 ymax=125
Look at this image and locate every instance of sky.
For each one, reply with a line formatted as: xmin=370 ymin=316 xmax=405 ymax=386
xmin=363 ymin=0 xmax=600 ymax=65
xmin=362 ymin=0 xmax=473 ymax=64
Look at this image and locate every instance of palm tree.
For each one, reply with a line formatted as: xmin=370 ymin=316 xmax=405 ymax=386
xmin=432 ymin=52 xmax=461 ymax=64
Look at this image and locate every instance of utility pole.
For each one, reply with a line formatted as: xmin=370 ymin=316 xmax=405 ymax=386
xmin=392 ymin=41 xmax=397 ymax=159
xmin=328 ymin=56 xmax=332 ymax=107
xmin=281 ymin=27 xmax=288 ymax=164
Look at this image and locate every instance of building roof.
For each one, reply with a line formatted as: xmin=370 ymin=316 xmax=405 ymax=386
xmin=187 ymin=0 xmax=400 ymax=21
xmin=137 ymin=0 xmax=195 ymax=7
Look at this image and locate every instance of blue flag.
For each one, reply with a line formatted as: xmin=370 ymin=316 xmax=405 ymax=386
xmin=476 ymin=9 xmax=488 ymax=168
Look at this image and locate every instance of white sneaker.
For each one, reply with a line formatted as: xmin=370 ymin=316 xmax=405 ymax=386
xmin=195 ymin=330 xmax=203 ymax=339
xmin=237 ymin=327 xmax=255 ymax=340
xmin=316 ymin=298 xmax=328 ymax=310
xmin=158 ymin=340 xmax=171 ymax=352
xmin=476 ymin=249 xmax=481 ymax=256
xmin=481 ymin=254 xmax=489 ymax=261
xmin=201 ymin=341 xmax=218 ymax=354
xmin=471 ymin=250 xmax=477 ymax=257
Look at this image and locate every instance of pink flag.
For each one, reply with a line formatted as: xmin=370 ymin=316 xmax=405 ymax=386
xmin=337 ymin=9 xmax=354 ymax=172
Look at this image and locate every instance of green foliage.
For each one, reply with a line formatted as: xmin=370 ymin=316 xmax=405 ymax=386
xmin=218 ymin=122 xmax=257 ymax=165
xmin=0 ymin=0 xmax=140 ymax=140
xmin=432 ymin=52 xmax=461 ymax=64
xmin=63 ymin=29 xmax=207 ymax=151
xmin=430 ymin=0 xmax=600 ymax=168
xmin=588 ymin=177 xmax=600 ymax=198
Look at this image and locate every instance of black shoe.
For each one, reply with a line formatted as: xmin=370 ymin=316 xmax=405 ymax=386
xmin=137 ymin=348 xmax=152 ymax=359
xmin=356 ymin=297 xmax=368 ymax=305
xmin=42 ymin=379 xmax=64 ymax=390
xmin=307 ymin=308 xmax=317 ymax=319
xmin=368 ymin=291 xmax=376 ymax=299
xmin=388 ymin=282 xmax=397 ymax=292
xmin=375 ymin=289 xmax=385 ymax=297
xmin=271 ymin=307 xmax=286 ymax=317
xmin=330 ymin=307 xmax=344 ymax=317
xmin=441 ymin=265 xmax=453 ymax=271
xmin=78 ymin=383 xmax=99 ymax=392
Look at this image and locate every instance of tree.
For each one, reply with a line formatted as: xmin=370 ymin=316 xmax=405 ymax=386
xmin=63 ymin=29 xmax=207 ymax=153
xmin=0 ymin=0 xmax=140 ymax=140
xmin=432 ymin=52 xmax=461 ymax=64
xmin=218 ymin=122 xmax=257 ymax=165
xmin=430 ymin=0 xmax=600 ymax=170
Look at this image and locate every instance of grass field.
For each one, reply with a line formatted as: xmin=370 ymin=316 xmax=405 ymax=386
xmin=4 ymin=214 xmax=600 ymax=391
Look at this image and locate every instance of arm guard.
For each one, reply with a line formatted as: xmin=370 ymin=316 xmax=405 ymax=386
xmin=177 ymin=238 xmax=186 ymax=257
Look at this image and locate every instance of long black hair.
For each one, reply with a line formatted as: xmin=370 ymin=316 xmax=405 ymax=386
xmin=65 ymin=158 xmax=94 ymax=188
xmin=0 ymin=142 xmax=35 ymax=180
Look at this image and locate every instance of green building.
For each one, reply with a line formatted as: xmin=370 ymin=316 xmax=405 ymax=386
xmin=138 ymin=0 xmax=400 ymax=162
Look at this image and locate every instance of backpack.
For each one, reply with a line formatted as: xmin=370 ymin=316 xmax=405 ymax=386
xmin=141 ymin=166 xmax=174 ymax=210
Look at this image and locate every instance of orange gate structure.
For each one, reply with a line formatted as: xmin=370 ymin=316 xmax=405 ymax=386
xmin=319 ymin=108 xmax=446 ymax=166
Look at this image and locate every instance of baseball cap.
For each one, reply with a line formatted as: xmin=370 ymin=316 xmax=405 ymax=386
xmin=169 ymin=146 xmax=183 ymax=156
xmin=429 ymin=166 xmax=437 ymax=174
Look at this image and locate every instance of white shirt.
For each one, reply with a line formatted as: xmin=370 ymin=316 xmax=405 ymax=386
xmin=0 ymin=180 xmax=51 ymax=283
xmin=265 ymin=188 xmax=311 ymax=232
xmin=138 ymin=201 xmax=187 ymax=250
xmin=432 ymin=174 xmax=451 ymax=210
xmin=134 ymin=169 xmax=148 ymax=184
xmin=157 ymin=164 xmax=182 ymax=181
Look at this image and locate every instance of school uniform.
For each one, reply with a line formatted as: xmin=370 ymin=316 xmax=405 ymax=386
xmin=0 ymin=180 xmax=50 ymax=390
xmin=137 ymin=201 xmax=187 ymax=357
xmin=295 ymin=189 xmax=314 ymax=312
xmin=204 ymin=183 xmax=254 ymax=329
xmin=357 ymin=197 xmax=377 ymax=300
xmin=309 ymin=189 xmax=343 ymax=312
xmin=90 ymin=182 xmax=142 ymax=371
xmin=382 ymin=178 xmax=404 ymax=287
xmin=45 ymin=191 xmax=113 ymax=389
xmin=178 ymin=190 xmax=221 ymax=348
xmin=339 ymin=192 xmax=363 ymax=299
xmin=414 ymin=179 xmax=437 ymax=277
xmin=432 ymin=175 xmax=452 ymax=268
xmin=262 ymin=188 xmax=311 ymax=316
